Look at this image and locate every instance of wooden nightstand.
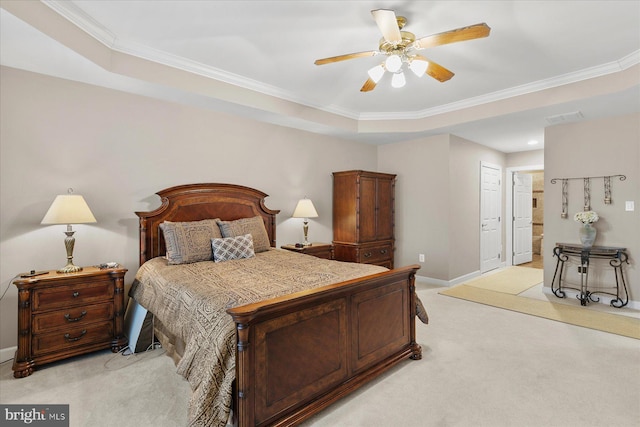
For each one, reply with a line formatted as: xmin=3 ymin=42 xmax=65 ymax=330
xmin=281 ymin=243 xmax=334 ymax=260
xmin=12 ymin=266 xmax=128 ymax=378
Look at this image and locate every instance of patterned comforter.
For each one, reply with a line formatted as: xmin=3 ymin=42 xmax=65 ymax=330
xmin=130 ymin=248 xmax=393 ymax=427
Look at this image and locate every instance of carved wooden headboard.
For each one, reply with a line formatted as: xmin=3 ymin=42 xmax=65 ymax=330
xmin=135 ymin=183 xmax=280 ymax=266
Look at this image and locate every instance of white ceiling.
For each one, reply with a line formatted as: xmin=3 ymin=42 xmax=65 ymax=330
xmin=1 ymin=0 xmax=639 ymax=153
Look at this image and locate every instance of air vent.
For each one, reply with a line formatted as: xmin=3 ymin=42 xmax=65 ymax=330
xmin=545 ymin=111 xmax=584 ymax=125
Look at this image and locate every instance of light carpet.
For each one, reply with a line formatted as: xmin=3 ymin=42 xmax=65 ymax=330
xmin=2 ymin=284 xmax=639 ymax=427
xmin=460 ymin=266 xmax=543 ymax=294
xmin=440 ymin=283 xmax=640 ymax=339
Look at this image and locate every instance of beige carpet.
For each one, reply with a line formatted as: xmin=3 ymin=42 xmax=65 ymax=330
xmin=440 ymin=283 xmax=640 ymax=340
xmin=2 ymin=283 xmax=639 ymax=427
xmin=460 ymin=266 xmax=543 ymax=294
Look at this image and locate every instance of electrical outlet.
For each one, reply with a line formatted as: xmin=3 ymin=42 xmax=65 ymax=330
xmin=419 ymin=254 xmax=425 ymax=263
xmin=578 ymin=266 xmax=588 ymax=274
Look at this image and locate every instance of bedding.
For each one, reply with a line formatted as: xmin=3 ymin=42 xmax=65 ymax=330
xmin=131 ymin=248 xmax=397 ymax=426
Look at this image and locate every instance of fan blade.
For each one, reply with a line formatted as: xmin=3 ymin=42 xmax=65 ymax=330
xmin=360 ymin=77 xmax=377 ymax=92
xmin=414 ymin=23 xmax=490 ymax=49
xmin=315 ymin=50 xmax=378 ymax=65
xmin=371 ymin=9 xmax=402 ymax=43
xmin=415 ymin=55 xmax=454 ymax=82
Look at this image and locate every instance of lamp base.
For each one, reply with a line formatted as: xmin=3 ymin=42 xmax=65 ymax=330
xmin=58 ymin=228 xmax=83 ymax=273
xmin=57 ymin=262 xmax=83 ymax=274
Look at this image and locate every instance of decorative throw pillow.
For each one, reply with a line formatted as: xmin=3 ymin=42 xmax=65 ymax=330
xmin=216 ymin=216 xmax=271 ymax=253
xmin=211 ymin=234 xmax=255 ymax=262
xmin=160 ymin=219 xmax=222 ymax=265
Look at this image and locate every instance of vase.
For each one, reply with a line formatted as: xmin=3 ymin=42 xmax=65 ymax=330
xmin=579 ymin=223 xmax=597 ymax=248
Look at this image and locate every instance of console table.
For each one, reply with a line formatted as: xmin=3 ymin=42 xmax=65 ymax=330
xmin=551 ymin=243 xmax=629 ymax=307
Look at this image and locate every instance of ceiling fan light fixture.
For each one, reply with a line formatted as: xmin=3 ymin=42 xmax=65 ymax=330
xmin=385 ymin=54 xmax=402 ymax=73
xmin=409 ymin=59 xmax=429 ymax=77
xmin=367 ymin=65 xmax=386 ymax=83
xmin=391 ymin=72 xmax=406 ymax=88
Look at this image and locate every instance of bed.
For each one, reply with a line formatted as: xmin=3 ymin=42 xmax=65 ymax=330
xmin=131 ymin=183 xmax=424 ymax=427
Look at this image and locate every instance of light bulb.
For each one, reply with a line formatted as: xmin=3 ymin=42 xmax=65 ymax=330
xmin=367 ymin=65 xmax=385 ymax=83
xmin=409 ymin=59 xmax=429 ymax=77
xmin=385 ymin=55 xmax=402 ymax=73
xmin=391 ymin=72 xmax=406 ymax=88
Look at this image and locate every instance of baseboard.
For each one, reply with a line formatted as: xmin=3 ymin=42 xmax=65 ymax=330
xmin=541 ymin=286 xmax=640 ymax=310
xmin=416 ymin=270 xmax=481 ymax=288
xmin=0 ymin=346 xmax=16 ymax=364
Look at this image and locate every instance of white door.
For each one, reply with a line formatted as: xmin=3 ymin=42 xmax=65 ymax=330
xmin=480 ymin=163 xmax=502 ymax=273
xmin=513 ymin=173 xmax=533 ymax=265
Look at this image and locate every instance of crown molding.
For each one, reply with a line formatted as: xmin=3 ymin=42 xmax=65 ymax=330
xmin=43 ymin=1 xmax=639 ymax=124
xmin=42 ymin=0 xmax=359 ymax=120
xmin=359 ymin=50 xmax=640 ymax=121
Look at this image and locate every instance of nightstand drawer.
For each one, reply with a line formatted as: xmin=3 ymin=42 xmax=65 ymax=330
xmin=32 ymin=321 xmax=114 ymax=357
xmin=33 ymin=302 xmax=114 ymax=333
xmin=33 ymin=280 xmax=114 ymax=311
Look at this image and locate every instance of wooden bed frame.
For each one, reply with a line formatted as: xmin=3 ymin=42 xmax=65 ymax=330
xmin=136 ymin=183 xmax=421 ymax=427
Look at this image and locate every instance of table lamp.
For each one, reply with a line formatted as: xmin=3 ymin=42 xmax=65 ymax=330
xmin=292 ymin=198 xmax=318 ymax=246
xmin=41 ymin=189 xmax=97 ymax=273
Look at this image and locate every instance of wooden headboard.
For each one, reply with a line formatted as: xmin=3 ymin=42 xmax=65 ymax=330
xmin=135 ymin=183 xmax=280 ymax=266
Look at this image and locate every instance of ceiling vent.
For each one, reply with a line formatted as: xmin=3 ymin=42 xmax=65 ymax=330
xmin=545 ymin=111 xmax=584 ymax=125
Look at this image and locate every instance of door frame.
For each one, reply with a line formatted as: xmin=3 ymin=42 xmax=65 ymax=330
xmin=505 ymin=164 xmax=544 ymax=267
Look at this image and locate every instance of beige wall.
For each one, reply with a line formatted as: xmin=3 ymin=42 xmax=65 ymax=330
xmin=0 ymin=66 xmax=379 ymax=352
xmin=378 ymin=135 xmax=451 ymax=280
xmin=543 ymin=113 xmax=639 ymax=305
xmin=506 ymin=149 xmax=544 ymax=168
xmin=378 ymin=134 xmax=506 ymax=282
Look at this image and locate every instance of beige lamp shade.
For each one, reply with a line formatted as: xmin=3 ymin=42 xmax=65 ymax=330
xmin=41 ymin=195 xmax=97 ymax=225
xmin=292 ymin=199 xmax=318 ymax=219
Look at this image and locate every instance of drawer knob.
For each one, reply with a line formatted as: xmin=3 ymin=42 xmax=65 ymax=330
xmin=64 ymin=330 xmax=87 ymax=342
xmin=64 ymin=311 xmax=87 ymax=322
xmin=364 ymin=252 xmax=372 ymax=258
xmin=380 ymin=249 xmax=387 ymax=254
xmin=72 ymin=291 xmax=80 ymax=298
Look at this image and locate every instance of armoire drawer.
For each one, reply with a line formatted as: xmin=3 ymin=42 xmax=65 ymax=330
xmin=358 ymin=243 xmax=393 ymax=264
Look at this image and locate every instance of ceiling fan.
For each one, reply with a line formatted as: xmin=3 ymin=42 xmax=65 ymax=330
xmin=314 ymin=9 xmax=490 ymax=92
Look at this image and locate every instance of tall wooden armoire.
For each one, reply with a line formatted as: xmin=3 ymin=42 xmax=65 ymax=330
xmin=332 ymin=170 xmax=396 ymax=269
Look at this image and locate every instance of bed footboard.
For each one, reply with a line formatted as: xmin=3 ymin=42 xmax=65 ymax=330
xmin=227 ymin=265 xmax=421 ymax=427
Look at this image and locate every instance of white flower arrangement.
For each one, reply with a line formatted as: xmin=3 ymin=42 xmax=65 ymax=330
xmin=574 ymin=210 xmax=599 ymax=224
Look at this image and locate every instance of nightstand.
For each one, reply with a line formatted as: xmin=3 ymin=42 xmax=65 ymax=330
xmin=281 ymin=243 xmax=334 ymax=260
xmin=12 ymin=266 xmax=128 ymax=378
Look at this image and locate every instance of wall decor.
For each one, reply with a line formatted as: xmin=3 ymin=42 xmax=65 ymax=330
xmin=550 ymin=175 xmax=626 ymax=218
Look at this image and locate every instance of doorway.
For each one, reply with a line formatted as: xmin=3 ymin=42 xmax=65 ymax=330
xmin=506 ymin=165 xmax=544 ymax=269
